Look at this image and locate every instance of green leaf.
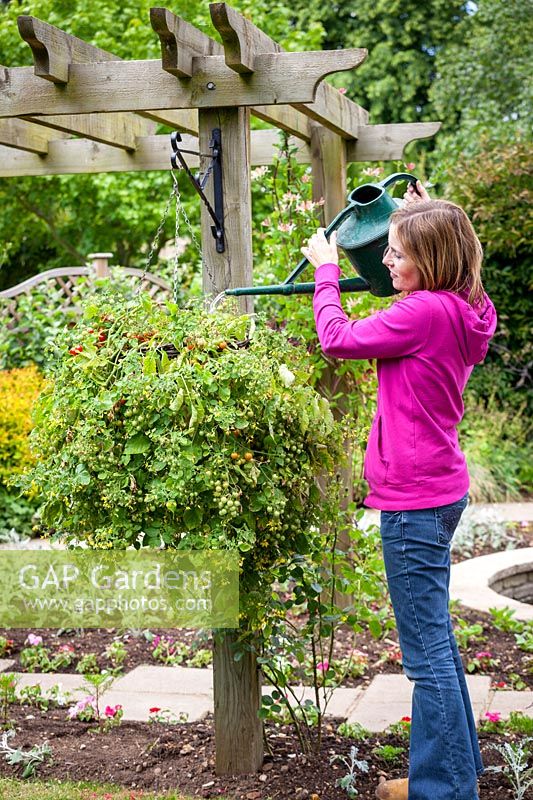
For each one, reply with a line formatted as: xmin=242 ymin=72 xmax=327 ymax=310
xmin=75 ymin=463 xmax=91 ymax=485
xmin=143 ymin=350 xmax=157 ymax=375
xmin=159 ymin=350 xmax=170 ymax=373
xmin=170 ymin=388 xmax=185 ymax=413
xmin=369 ymin=618 xmax=382 ymax=638
xmin=183 ymin=507 xmax=203 ymax=530
xmin=124 ymin=433 xmax=151 ymax=454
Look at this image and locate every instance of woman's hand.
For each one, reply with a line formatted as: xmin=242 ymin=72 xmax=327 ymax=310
xmin=403 ymin=180 xmax=431 ymax=205
xmin=301 ymin=229 xmax=339 ymax=269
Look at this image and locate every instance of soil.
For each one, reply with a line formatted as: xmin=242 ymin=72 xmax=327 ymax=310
xmin=0 ymin=523 xmax=531 ymax=797
xmin=0 ymin=707 xmax=524 ymax=799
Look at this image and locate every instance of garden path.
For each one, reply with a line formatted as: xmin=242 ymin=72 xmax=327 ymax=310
xmin=2 ymin=659 xmax=531 ymax=731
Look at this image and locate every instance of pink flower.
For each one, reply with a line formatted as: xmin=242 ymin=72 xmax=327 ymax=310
xmin=67 ymin=695 xmax=97 ymax=719
xmin=338 ymin=87 xmax=347 ymax=94
xmin=404 ymin=162 xmax=416 ymax=171
xmin=301 ymin=174 xmax=311 ymax=183
xmin=475 ymin=651 xmax=493 ymax=659
xmin=278 ymin=222 xmax=295 ymax=233
xmin=485 ymin=711 xmax=502 ymax=723
xmin=58 ymin=643 xmax=75 ymax=653
xmin=317 ymin=660 xmax=330 ymax=672
xmin=25 ymin=634 xmax=43 ymax=646
xmin=362 ymin=167 xmax=384 ymax=178
xmin=261 ymin=217 xmax=271 ymax=227
xmin=296 ymin=200 xmax=316 ymax=213
xmin=250 ymin=166 xmax=269 ymax=180
xmin=104 ymin=704 xmax=122 ymax=717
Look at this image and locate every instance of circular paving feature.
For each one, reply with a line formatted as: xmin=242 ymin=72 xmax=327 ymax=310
xmin=450 ymin=547 xmax=533 ymax=621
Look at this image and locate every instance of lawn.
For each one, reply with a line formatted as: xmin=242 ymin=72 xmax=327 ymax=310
xmin=0 ymin=777 xmax=202 ymax=800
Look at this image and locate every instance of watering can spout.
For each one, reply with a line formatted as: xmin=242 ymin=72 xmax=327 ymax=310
xmin=225 ymin=172 xmax=418 ymax=299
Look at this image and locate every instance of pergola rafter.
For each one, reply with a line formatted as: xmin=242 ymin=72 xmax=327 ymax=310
xmin=0 ymin=3 xmax=442 ymax=778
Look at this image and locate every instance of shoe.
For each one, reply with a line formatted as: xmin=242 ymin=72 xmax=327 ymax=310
xmin=375 ymin=776 xmax=408 ymax=800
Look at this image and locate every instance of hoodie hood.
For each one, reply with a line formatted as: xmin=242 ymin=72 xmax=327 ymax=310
xmin=435 ymin=291 xmax=497 ymax=366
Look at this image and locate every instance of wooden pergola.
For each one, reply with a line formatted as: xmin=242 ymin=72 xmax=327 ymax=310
xmin=0 ymin=2 xmax=440 ymax=776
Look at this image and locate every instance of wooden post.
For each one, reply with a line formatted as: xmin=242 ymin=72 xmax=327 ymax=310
xmin=198 ymin=106 xmax=262 ymax=774
xmin=310 ymin=123 xmax=347 ymax=224
xmin=310 ymin=126 xmax=355 ymax=606
xmin=198 ymin=107 xmax=253 ymax=313
xmin=88 ymin=252 xmax=112 ymax=278
xmin=212 ymin=630 xmax=263 ymax=775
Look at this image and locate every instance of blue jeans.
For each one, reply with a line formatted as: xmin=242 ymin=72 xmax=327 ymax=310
xmin=380 ymin=494 xmax=483 ymax=800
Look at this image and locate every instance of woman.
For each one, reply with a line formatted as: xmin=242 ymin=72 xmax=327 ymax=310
xmin=302 ymin=181 xmax=497 ymax=800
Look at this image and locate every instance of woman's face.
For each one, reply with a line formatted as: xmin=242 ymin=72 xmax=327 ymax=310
xmin=383 ymin=224 xmax=422 ymax=292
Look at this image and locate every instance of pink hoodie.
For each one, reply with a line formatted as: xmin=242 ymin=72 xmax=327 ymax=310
xmin=313 ymin=263 xmax=497 ymax=510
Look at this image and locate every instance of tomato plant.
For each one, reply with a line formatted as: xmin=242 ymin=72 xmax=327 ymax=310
xmin=19 ymin=289 xmax=344 ymax=619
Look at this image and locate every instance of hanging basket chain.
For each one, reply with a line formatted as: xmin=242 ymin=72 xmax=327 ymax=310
xmin=139 ymin=180 xmax=177 ymax=294
xmin=139 ymin=172 xmax=217 ymax=303
xmin=171 ymin=172 xmax=218 ymax=300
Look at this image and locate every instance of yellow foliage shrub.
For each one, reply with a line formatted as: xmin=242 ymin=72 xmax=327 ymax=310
xmin=0 ymin=366 xmax=45 ymax=485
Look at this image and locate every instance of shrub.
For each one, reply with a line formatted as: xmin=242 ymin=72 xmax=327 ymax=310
xmin=0 ymin=365 xmax=45 ymax=484
xmin=460 ymin=392 xmax=532 ymax=501
xmin=0 ymin=366 xmax=45 ymax=538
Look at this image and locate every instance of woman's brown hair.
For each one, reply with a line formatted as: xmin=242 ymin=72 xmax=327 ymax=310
xmin=390 ymin=200 xmax=485 ymax=305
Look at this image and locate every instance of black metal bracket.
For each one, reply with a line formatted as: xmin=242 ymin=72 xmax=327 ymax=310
xmin=170 ymin=129 xmax=225 ymax=253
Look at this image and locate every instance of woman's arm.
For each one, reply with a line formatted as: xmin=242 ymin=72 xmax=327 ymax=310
xmin=313 ymin=264 xmax=432 ymax=360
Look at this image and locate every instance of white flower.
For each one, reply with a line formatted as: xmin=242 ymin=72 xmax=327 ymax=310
xmin=278 ymin=364 xmax=295 ymax=387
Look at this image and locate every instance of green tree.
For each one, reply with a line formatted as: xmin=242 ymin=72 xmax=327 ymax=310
xmin=430 ymin=0 xmax=533 ymax=136
xmin=292 ymin=0 xmax=468 ymax=123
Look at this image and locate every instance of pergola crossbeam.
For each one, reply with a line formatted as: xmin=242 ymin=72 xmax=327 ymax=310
xmin=151 ymin=7 xmax=310 ymax=139
xmin=0 ymin=133 xmax=309 ymax=177
xmin=0 ymin=52 xmax=366 ymax=119
xmin=15 ymin=16 xmax=203 ymax=143
xmin=0 ymin=117 xmax=68 ymax=154
xmin=0 ymin=123 xmax=441 ymax=176
xmin=150 ymin=7 xmax=221 ymax=77
xmin=22 ymin=112 xmax=154 ymax=151
xmin=209 ymin=3 xmax=369 ymax=138
xmin=150 ymin=6 xmax=364 ymax=141
xmin=209 ymin=2 xmax=282 ymax=73
xmin=347 ymin=122 xmax=442 ymax=160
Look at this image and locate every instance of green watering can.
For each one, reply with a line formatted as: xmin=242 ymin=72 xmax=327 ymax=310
xmin=226 ymin=173 xmax=418 ymax=298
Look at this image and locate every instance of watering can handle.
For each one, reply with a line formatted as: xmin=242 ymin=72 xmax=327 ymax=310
xmin=379 ymin=172 xmax=418 ymax=192
xmin=282 ymin=203 xmax=354 ymax=285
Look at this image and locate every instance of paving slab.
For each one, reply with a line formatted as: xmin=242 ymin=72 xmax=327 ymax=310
xmin=346 ymin=674 xmax=492 ymax=732
xmin=100 ymin=688 xmax=212 ymax=722
xmin=470 ymin=503 xmax=533 ymax=522
xmin=14 ymin=672 xmax=89 ymax=701
xmin=486 ymin=690 xmax=533 ymax=719
xmin=110 ymin=663 xmax=213 ymax=695
xmin=0 ymin=659 xmax=14 ymax=671
xmin=360 ymin=503 xmax=533 ymax=530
